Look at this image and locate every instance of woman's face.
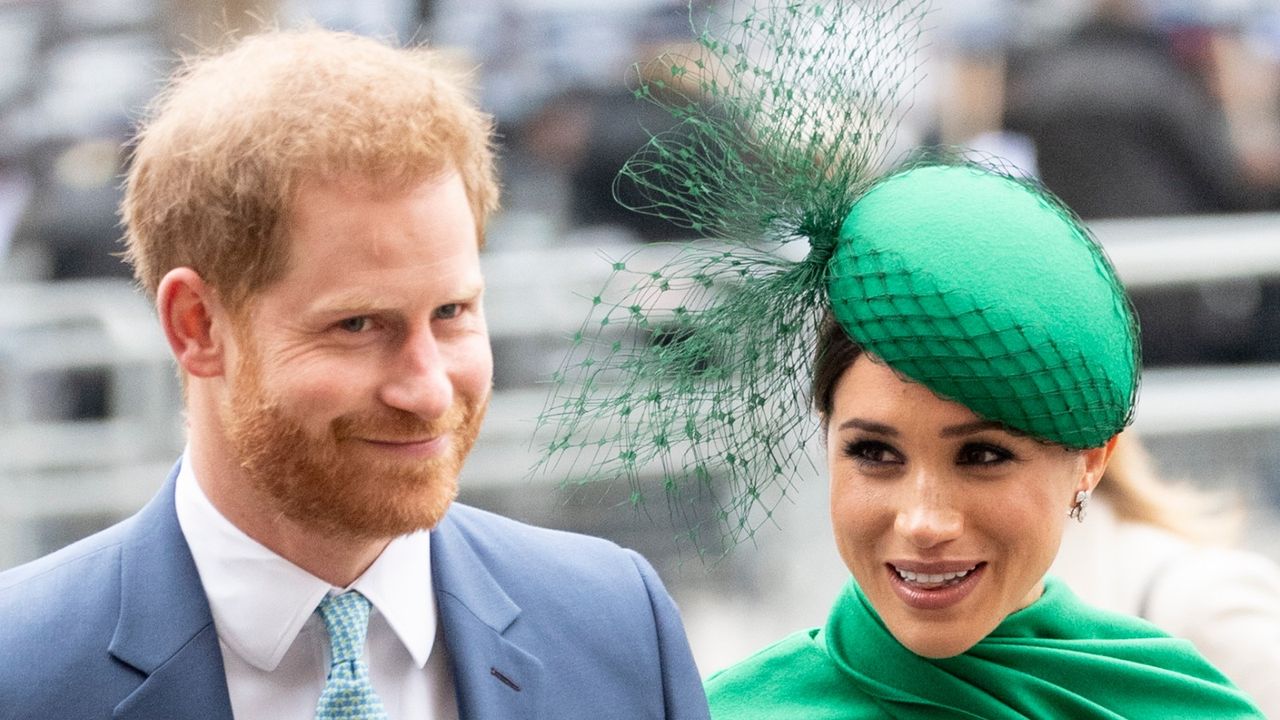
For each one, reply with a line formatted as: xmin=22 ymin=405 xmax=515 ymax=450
xmin=826 ymin=355 xmax=1112 ymax=658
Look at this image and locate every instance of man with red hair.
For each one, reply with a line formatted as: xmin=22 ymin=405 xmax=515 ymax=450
xmin=0 ymin=29 xmax=708 ymax=720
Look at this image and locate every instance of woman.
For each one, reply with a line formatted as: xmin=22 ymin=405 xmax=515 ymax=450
xmin=696 ymin=164 xmax=1265 ymax=718
xmin=533 ymin=2 xmax=1265 ymax=716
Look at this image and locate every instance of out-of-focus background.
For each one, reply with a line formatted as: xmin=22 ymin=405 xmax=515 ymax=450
xmin=2 ymin=0 xmax=1279 ymax=675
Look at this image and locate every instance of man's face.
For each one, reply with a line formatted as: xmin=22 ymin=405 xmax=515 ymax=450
xmin=222 ymin=172 xmax=491 ymax=540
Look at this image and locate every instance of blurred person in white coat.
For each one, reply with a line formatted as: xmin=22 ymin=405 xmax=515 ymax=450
xmin=1052 ymin=432 xmax=1280 ymax=717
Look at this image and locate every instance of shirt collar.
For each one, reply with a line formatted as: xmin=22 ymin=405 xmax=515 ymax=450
xmin=173 ymin=449 xmax=437 ymax=671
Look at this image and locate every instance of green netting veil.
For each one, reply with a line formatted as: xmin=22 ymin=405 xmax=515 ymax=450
xmin=531 ymin=0 xmax=1139 ymax=550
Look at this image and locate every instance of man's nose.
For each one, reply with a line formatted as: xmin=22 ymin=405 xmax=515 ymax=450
xmin=894 ymin=470 xmax=964 ymax=549
xmin=378 ymin=329 xmax=453 ymax=419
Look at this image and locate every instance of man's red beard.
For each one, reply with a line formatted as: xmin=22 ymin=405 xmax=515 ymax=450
xmin=224 ymin=352 xmax=487 ymax=541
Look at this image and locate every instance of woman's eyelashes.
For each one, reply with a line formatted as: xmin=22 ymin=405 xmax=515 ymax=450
xmin=955 ymin=441 xmax=1016 ymax=467
xmin=842 ymin=439 xmax=903 ymax=467
xmin=840 ymin=437 xmax=1018 ymax=470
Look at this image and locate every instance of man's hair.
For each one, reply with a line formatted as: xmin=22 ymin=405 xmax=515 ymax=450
xmin=122 ymin=29 xmax=499 ymax=312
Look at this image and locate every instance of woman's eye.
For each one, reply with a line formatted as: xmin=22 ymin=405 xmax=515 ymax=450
xmin=842 ymin=440 xmax=902 ymax=466
xmin=337 ymin=316 xmax=373 ymax=333
xmin=957 ymin=443 xmax=1013 ymax=466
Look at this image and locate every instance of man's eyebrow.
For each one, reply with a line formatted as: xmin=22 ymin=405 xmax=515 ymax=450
xmin=835 ymin=418 xmax=898 ymax=436
xmin=456 ymin=281 xmax=486 ymax=300
xmin=308 ymin=281 xmax=485 ymax=314
xmin=309 ymin=292 xmax=385 ymax=314
xmin=939 ymin=420 xmax=1007 ymax=438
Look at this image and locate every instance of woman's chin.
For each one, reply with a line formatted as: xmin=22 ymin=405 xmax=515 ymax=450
xmin=890 ymin=629 xmax=982 ymax=659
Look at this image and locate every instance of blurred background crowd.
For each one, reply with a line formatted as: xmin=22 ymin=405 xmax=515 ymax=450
xmin=2 ymin=0 xmax=1279 ymax=674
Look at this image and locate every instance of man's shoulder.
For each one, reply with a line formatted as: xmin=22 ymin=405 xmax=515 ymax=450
xmin=0 ymin=515 xmax=131 ymax=601
xmin=435 ymin=502 xmax=670 ymax=615
xmin=438 ymin=502 xmax=647 ymax=580
xmin=442 ymin=502 xmax=628 ymax=553
xmin=0 ymin=517 xmax=136 ymax=701
xmin=436 ymin=504 xmax=709 ymax=718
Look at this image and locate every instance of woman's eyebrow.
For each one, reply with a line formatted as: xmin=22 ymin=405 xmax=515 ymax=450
xmin=836 ymin=418 xmax=898 ymax=436
xmin=939 ymin=420 xmax=1007 ymax=438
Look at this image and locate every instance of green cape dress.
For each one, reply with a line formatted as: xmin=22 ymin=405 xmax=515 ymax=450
xmin=706 ymin=577 xmax=1263 ymax=719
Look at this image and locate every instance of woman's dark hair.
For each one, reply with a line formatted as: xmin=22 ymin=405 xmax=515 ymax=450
xmin=812 ymin=313 xmax=863 ymax=423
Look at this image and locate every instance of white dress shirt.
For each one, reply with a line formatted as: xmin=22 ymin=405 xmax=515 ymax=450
xmin=174 ymin=451 xmax=458 ymax=720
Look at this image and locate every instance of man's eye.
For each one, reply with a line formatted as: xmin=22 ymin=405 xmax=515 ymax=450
xmin=338 ymin=316 xmax=373 ymax=333
xmin=957 ymin=443 xmax=1013 ymax=466
xmin=435 ymin=303 xmax=461 ymax=320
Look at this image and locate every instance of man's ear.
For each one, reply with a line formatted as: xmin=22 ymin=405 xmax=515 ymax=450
xmin=156 ymin=268 xmax=231 ymax=378
xmin=1078 ymin=434 xmax=1120 ymax=495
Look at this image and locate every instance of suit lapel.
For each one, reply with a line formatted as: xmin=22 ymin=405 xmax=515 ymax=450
xmin=107 ymin=473 xmax=546 ymax=719
xmin=110 ymin=466 xmax=234 ymax=720
xmin=432 ymin=510 xmax=544 ymax=719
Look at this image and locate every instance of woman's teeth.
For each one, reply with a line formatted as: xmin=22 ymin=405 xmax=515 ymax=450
xmin=895 ymin=565 xmax=977 ymax=587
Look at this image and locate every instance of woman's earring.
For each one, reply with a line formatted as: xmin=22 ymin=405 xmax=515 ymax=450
xmin=1069 ymin=489 xmax=1090 ymax=523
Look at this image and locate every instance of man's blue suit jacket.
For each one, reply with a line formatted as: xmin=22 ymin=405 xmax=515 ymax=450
xmin=0 ymin=465 xmax=710 ymax=719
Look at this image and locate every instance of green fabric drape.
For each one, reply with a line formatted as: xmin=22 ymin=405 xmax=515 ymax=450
xmin=707 ymin=577 xmax=1264 ymax=719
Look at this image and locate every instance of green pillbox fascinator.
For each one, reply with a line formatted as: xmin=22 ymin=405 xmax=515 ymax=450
xmin=533 ymin=0 xmax=1140 ymax=548
xmin=829 ymin=164 xmax=1138 ymax=449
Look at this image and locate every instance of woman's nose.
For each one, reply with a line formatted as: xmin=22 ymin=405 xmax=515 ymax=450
xmin=894 ymin=473 xmax=964 ymax=549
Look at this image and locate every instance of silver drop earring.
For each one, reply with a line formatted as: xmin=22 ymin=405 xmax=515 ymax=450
xmin=1069 ymin=489 xmax=1090 ymax=523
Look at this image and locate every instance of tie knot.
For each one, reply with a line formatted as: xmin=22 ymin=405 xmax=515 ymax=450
xmin=317 ymin=591 xmax=373 ymax=666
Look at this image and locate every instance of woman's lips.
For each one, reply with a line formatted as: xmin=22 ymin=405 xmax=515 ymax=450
xmin=886 ymin=561 xmax=987 ymax=611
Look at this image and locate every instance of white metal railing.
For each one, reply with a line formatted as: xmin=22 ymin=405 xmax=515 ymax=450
xmin=484 ymin=213 xmax=1280 ymax=338
xmin=0 ymin=279 xmax=182 ymax=468
xmin=0 ymin=279 xmax=181 ymax=567
xmin=1092 ymin=213 xmax=1280 ymax=288
xmin=1 ymin=213 xmax=1278 ymax=568
xmin=477 ymin=213 xmax=1280 ymax=486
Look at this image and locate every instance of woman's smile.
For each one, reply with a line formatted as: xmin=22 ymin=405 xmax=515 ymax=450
xmin=886 ymin=561 xmax=987 ymax=611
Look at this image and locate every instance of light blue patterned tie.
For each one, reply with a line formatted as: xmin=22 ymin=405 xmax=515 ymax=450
xmin=315 ymin=591 xmax=390 ymax=720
